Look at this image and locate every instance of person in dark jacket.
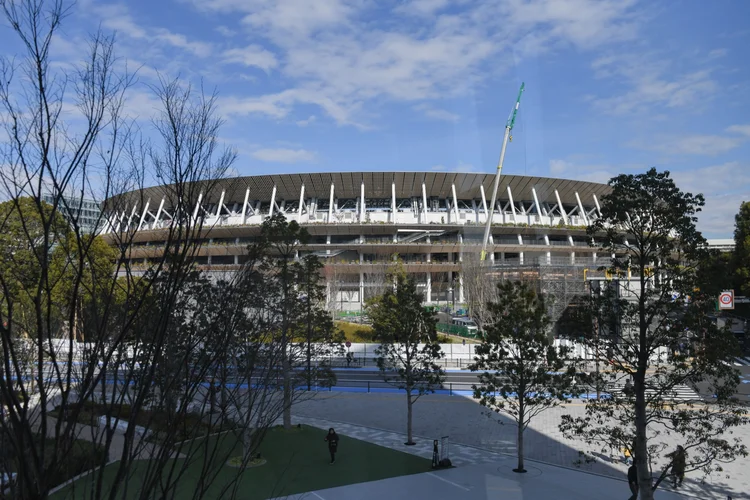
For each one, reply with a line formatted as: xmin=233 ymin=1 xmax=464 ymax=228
xmin=666 ymin=445 xmax=686 ymax=488
xmin=324 ymin=428 xmax=339 ymax=464
xmin=627 ymin=463 xmax=638 ymax=499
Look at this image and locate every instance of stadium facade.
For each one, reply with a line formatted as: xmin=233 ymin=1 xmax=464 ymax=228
xmin=102 ymin=172 xmax=615 ymax=312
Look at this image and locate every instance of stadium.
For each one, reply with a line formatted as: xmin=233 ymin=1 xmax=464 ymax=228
xmin=102 ymin=171 xmax=615 ymax=318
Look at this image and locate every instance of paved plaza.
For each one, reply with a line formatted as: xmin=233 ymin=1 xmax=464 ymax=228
xmin=274 ymin=461 xmax=686 ymax=500
xmin=291 ymin=392 xmax=750 ymax=499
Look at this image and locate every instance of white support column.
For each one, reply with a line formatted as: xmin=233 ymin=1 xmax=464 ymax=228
xmin=269 ymin=185 xmax=277 ymax=216
xmin=241 ymin=188 xmax=251 ymax=224
xmin=554 ymin=189 xmax=568 ymax=225
xmin=571 ymin=251 xmax=576 ymax=265
xmin=117 ymin=210 xmax=126 ymax=233
xmin=507 ymin=185 xmax=517 ymax=224
xmin=480 ymin=184 xmax=488 ymax=218
xmin=127 ymin=203 xmax=139 ymax=229
xmin=326 ymin=234 xmax=331 ymax=255
xmin=154 ymin=198 xmax=165 ymax=229
xmin=421 ymin=181 xmax=428 ymax=223
xmin=216 ymin=190 xmax=226 ymax=217
xmin=360 ymin=180 xmax=366 ymax=223
xmin=592 ymin=193 xmax=602 ymax=216
xmin=458 ymin=273 xmax=464 ymax=303
xmin=328 ymin=183 xmax=335 ymax=222
xmin=531 ymin=187 xmax=543 ymax=224
xmin=298 ymin=184 xmax=305 ymax=218
xmin=448 ymin=270 xmax=453 ymax=306
xmin=458 ymin=233 xmax=463 ymax=262
xmin=391 ymin=181 xmax=397 ymax=224
xmin=575 ymin=191 xmax=588 ymax=225
xmin=104 ymin=213 xmax=116 ymax=233
xmin=137 ymin=200 xmax=150 ymax=231
xmin=426 ymin=272 xmax=432 ymax=303
xmin=192 ymin=192 xmax=203 ymax=223
xmin=359 ymin=270 xmax=364 ymax=308
xmin=451 ymin=183 xmax=459 ymax=223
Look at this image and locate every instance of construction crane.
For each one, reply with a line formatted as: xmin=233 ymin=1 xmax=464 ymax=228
xmin=480 ymin=82 xmax=525 ymax=261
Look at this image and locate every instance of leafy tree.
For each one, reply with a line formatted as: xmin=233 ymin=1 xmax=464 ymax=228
xmin=559 ymin=168 xmax=748 ymax=500
xmin=367 ymin=271 xmax=444 ymax=445
xmin=294 ymin=254 xmax=343 ymax=391
xmin=249 ymin=214 xmax=340 ymax=429
xmin=471 ymin=280 xmax=579 ymax=473
xmin=734 ymin=201 xmax=750 ymax=296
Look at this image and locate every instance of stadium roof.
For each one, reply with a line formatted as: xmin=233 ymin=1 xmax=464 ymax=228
xmin=110 ymin=172 xmax=610 ymax=206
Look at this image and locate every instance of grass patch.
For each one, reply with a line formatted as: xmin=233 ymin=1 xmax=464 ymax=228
xmin=336 ymin=321 xmax=455 ymax=343
xmin=1 ymin=435 xmax=106 ymax=491
xmin=335 ymin=321 xmax=375 ymax=342
xmin=54 ymin=424 xmax=431 ymax=499
xmin=49 ymin=402 xmax=237 ymax=442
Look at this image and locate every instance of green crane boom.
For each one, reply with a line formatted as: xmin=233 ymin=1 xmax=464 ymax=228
xmin=481 ymin=82 xmax=525 ymax=261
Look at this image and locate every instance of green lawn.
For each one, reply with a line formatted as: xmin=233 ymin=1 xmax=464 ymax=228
xmin=53 ymin=425 xmax=431 ymax=499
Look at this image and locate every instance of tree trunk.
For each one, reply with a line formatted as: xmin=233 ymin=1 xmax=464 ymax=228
xmin=406 ymin=390 xmax=414 ymax=445
xmin=243 ymin=426 xmax=254 ymax=458
xmin=515 ymin=422 xmax=526 ymax=472
xmin=282 ymin=357 xmax=292 ymax=430
xmin=635 ymin=391 xmax=652 ymax=499
xmin=636 ymin=265 xmax=653 ymax=500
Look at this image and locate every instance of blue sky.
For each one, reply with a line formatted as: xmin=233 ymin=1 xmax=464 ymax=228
xmin=1 ymin=0 xmax=749 ymax=237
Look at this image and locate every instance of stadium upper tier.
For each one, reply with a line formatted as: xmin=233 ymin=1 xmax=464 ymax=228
xmin=103 ymin=172 xmax=610 ymax=236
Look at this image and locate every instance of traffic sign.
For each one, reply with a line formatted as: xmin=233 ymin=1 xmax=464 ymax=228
xmin=719 ymin=290 xmax=734 ymax=310
xmin=345 ymin=341 xmax=352 ymax=348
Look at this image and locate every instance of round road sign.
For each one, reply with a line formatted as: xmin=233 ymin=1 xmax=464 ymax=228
xmin=345 ymin=341 xmax=352 ymax=348
xmin=719 ymin=292 xmax=733 ymax=307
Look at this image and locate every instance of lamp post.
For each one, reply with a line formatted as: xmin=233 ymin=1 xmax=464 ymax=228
xmin=450 ymin=277 xmax=456 ymax=312
xmin=589 ymin=279 xmax=602 ymax=400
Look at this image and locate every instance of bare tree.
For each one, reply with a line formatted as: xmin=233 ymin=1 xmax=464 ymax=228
xmin=461 ymin=252 xmax=501 ymax=331
xmin=0 ymin=2 xmax=293 ymax=498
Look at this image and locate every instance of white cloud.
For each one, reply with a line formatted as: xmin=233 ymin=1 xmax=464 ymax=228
xmin=186 ymin=0 xmax=642 ymax=126
xmin=216 ymin=25 xmax=237 ymax=37
xmin=296 ymin=115 xmax=317 ymax=127
xmin=85 ymin=2 xmax=213 ymax=58
xmin=252 ymin=148 xmax=316 ymax=163
xmin=628 ymin=125 xmax=750 ymax=156
xmin=727 ymin=124 xmax=750 ymax=138
xmin=396 ymin=0 xmax=452 ymax=17
xmin=589 ymin=52 xmax=719 ymax=115
xmin=548 ymin=159 xmax=622 ymax=184
xmin=629 ymin=135 xmax=744 ymax=156
xmin=414 ymin=104 xmax=459 ymax=122
xmin=222 ymin=45 xmax=278 ymax=71
xmin=671 ymin=162 xmax=750 ymax=236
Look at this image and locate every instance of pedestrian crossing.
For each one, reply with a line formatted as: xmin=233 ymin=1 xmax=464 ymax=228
xmin=732 ymin=356 xmax=750 ymax=366
xmin=607 ymin=383 xmax=699 ymax=401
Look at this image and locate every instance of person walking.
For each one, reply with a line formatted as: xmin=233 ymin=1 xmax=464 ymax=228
xmin=324 ymin=428 xmax=339 ymax=465
xmin=627 ymin=463 xmax=638 ymax=500
xmin=666 ymin=445 xmax=687 ymax=488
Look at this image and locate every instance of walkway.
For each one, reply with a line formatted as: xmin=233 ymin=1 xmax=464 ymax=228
xmin=291 ymin=392 xmax=749 ymax=499
xmin=274 ymin=461 xmax=686 ymax=500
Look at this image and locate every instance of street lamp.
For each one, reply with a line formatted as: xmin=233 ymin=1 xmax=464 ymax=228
xmin=589 ymin=279 xmax=602 ymax=400
xmin=450 ymin=277 xmax=456 ymax=312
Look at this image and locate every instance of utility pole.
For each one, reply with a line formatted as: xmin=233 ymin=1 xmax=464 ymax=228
xmin=481 ymin=83 xmax=525 ymax=261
